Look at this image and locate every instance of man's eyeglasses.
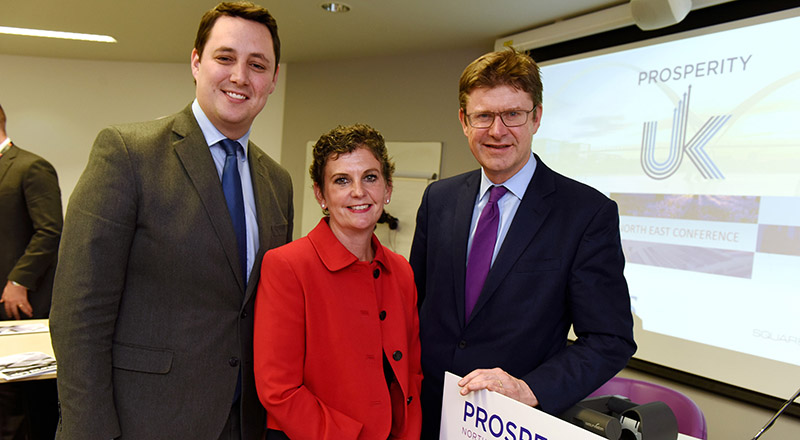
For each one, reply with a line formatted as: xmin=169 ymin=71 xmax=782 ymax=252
xmin=464 ymin=106 xmax=537 ymax=128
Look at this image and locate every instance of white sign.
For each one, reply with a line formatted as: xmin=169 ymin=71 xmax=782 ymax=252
xmin=440 ymin=372 xmax=604 ymax=440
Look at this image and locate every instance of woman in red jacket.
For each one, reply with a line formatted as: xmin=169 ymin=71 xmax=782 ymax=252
xmin=254 ymin=124 xmax=423 ymax=440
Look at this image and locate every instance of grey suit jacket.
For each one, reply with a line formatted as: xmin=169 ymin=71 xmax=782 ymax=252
xmin=0 ymin=143 xmax=62 ymax=319
xmin=50 ymin=105 xmax=293 ymax=439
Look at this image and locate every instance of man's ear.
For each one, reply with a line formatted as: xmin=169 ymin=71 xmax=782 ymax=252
xmin=190 ymin=49 xmax=201 ymax=81
xmin=266 ymin=64 xmax=280 ymax=96
xmin=459 ymin=108 xmax=470 ymax=136
xmin=530 ymin=105 xmax=543 ymax=135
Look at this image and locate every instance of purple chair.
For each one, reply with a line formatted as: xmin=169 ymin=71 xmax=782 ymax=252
xmin=589 ymin=376 xmax=708 ymax=439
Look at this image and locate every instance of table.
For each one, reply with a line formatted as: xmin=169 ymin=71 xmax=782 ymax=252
xmin=0 ymin=319 xmax=55 ymax=381
xmin=0 ymin=319 xmax=58 ymax=438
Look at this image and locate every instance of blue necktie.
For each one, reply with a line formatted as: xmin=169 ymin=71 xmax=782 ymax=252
xmin=220 ymin=139 xmax=246 ymax=405
xmin=465 ymin=185 xmax=508 ymax=320
xmin=220 ymin=138 xmax=247 ymax=282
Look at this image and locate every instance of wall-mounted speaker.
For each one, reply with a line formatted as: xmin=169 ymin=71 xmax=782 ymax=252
xmin=630 ymin=0 xmax=692 ymax=30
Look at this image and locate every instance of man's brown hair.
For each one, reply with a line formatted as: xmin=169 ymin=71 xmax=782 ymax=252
xmin=458 ymin=48 xmax=542 ymax=110
xmin=194 ymin=2 xmax=280 ymax=70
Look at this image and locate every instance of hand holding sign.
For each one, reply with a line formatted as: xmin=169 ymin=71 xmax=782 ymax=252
xmin=441 ymin=372 xmax=606 ymax=440
xmin=458 ymin=367 xmax=539 ymax=407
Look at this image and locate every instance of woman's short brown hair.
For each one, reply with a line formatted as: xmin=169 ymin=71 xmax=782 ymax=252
xmin=310 ymin=124 xmax=395 ymax=192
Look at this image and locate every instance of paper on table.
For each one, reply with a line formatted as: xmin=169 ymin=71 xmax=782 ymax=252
xmin=0 ymin=351 xmax=57 ymax=381
xmin=0 ymin=323 xmax=49 ymax=335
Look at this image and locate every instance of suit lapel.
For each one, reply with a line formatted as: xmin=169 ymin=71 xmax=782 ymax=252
xmin=470 ymin=156 xmax=555 ymax=320
xmin=0 ymin=144 xmax=18 ymax=186
xmin=171 ymin=106 xmax=246 ymax=293
xmin=244 ymin=145 xmax=273 ymax=305
xmin=453 ymin=171 xmax=481 ymax=328
xmin=248 ymin=145 xmax=272 ymax=246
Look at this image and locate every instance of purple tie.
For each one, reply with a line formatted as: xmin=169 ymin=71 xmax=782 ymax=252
xmin=465 ymin=185 xmax=508 ymax=320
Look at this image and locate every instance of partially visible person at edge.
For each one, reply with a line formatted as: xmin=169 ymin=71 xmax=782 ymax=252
xmin=254 ymin=123 xmax=423 ymax=440
xmin=409 ymin=48 xmax=637 ymax=438
xmin=0 ymin=102 xmax=62 ymax=439
xmin=0 ymin=102 xmax=62 ymax=321
xmin=48 ymin=2 xmax=293 ymax=439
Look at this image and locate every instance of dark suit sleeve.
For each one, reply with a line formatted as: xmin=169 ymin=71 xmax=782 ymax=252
xmin=524 ymin=198 xmax=636 ymax=415
xmin=7 ymin=157 xmax=62 ymax=290
xmin=50 ymin=127 xmax=138 ymax=439
xmin=285 ymin=194 xmax=294 ymax=242
xmin=409 ymin=184 xmax=429 ymax=310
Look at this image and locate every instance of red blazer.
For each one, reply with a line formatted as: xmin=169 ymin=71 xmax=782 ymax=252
xmin=254 ymin=219 xmax=423 ymax=440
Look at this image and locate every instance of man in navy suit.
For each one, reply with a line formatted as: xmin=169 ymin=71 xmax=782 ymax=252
xmin=409 ymin=49 xmax=636 ymax=438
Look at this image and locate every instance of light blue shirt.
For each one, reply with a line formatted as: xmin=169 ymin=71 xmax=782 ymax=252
xmin=191 ymin=99 xmax=259 ymax=282
xmin=467 ymin=152 xmax=537 ymax=265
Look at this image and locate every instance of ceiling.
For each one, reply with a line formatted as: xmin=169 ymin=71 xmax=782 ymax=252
xmin=1 ymin=0 xmax=627 ymax=64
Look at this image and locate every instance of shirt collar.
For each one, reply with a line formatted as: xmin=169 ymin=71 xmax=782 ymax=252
xmin=479 ymin=151 xmax=537 ymax=200
xmin=0 ymin=138 xmax=11 ymax=155
xmin=307 ymin=218 xmax=389 ymax=273
xmin=191 ymin=99 xmax=250 ymax=154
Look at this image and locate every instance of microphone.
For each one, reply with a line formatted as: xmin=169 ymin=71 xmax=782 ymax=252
xmin=751 ymin=385 xmax=800 ymax=440
xmin=561 ymin=404 xmax=622 ymax=439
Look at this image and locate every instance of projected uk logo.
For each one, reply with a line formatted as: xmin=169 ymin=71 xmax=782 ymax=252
xmin=640 ymin=86 xmax=731 ymax=180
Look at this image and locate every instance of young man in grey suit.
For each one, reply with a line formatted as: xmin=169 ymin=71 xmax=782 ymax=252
xmin=49 ymin=2 xmax=293 ymax=439
xmin=410 ymin=49 xmax=637 ymax=438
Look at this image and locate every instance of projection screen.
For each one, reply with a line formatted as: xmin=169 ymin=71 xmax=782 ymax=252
xmin=533 ymin=6 xmax=800 ymax=402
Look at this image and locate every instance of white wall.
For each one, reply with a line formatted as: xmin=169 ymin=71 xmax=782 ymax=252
xmin=0 ymin=53 xmax=286 ymax=207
